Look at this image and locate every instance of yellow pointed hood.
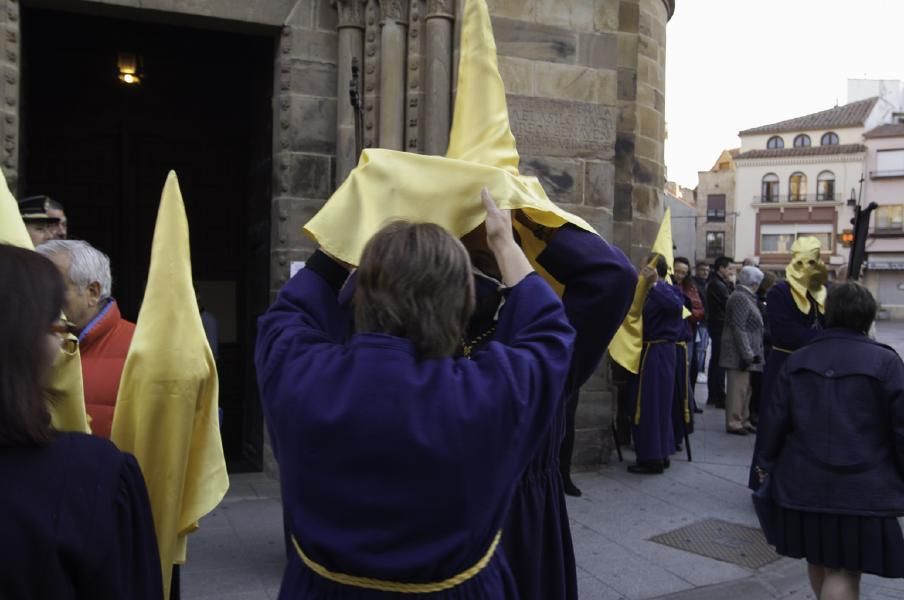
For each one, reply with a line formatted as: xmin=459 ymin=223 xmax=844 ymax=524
xmin=609 ymin=208 xmax=687 ymax=374
xmin=785 ymin=236 xmax=827 ymax=314
xmin=111 ymin=171 xmax=228 ymax=600
xmin=0 ymin=173 xmax=89 ymax=433
xmin=302 ymin=0 xmax=595 ymax=292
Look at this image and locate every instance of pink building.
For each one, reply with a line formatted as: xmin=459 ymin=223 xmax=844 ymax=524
xmin=862 ymin=123 xmax=904 ymax=316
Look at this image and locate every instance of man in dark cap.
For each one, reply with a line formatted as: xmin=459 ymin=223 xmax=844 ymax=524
xmin=18 ymin=195 xmax=62 ymax=246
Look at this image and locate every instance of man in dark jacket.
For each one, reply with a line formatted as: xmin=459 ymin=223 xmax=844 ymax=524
xmin=705 ymin=256 xmax=734 ymax=408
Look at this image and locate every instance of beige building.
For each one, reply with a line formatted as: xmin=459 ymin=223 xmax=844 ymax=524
xmin=695 ymin=148 xmax=737 ymax=263
xmin=3 ymin=0 xmax=674 ymax=470
xmin=862 ymin=123 xmax=904 ymax=317
xmin=733 ymin=98 xmax=888 ymax=274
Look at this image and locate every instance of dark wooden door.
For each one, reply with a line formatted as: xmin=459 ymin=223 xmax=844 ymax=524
xmin=21 ymin=6 xmax=274 ymax=471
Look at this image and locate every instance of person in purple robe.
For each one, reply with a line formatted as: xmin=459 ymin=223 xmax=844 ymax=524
xmin=256 ymin=191 xmax=579 ymax=599
xmin=628 ymin=255 xmax=687 ymax=475
xmin=458 ymin=210 xmax=636 ymax=600
xmin=748 ymin=237 xmax=827 ymax=490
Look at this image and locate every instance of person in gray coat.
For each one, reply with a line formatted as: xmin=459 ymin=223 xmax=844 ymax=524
xmin=720 ymin=266 xmax=764 ymax=435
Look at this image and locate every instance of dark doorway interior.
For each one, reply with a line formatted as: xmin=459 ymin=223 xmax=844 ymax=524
xmin=21 ymin=6 xmax=274 ymax=471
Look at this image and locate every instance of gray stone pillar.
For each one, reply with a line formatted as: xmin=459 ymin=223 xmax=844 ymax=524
xmin=363 ymin=0 xmax=382 ymax=148
xmin=423 ymin=0 xmax=453 ymax=155
xmin=379 ymin=0 xmax=408 ymax=150
xmin=334 ymin=0 xmax=365 ymax=184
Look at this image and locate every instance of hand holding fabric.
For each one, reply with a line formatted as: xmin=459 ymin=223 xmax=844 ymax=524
xmin=482 ymin=188 xmax=533 ymax=288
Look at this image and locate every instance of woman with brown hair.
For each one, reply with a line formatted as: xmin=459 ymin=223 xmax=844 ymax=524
xmin=0 ymin=244 xmax=162 ymax=599
xmin=256 ymin=191 xmax=576 ymax=598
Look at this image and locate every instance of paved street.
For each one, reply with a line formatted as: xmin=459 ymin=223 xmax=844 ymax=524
xmin=182 ymin=321 xmax=904 ymax=599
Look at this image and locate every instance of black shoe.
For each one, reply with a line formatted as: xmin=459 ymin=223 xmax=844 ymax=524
xmin=628 ymin=461 xmax=664 ymax=475
xmin=693 ymin=407 xmax=704 ymax=414
xmin=727 ymin=428 xmax=748 ymax=436
xmin=663 ymin=458 xmax=671 ymax=469
xmin=744 ymin=424 xmax=757 ymax=434
xmin=562 ymin=476 xmax=582 ymax=497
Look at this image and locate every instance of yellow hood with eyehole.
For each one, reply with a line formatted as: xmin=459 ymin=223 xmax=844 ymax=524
xmin=786 ymin=236 xmax=827 ymax=314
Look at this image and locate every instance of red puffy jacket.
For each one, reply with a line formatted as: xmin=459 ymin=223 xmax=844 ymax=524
xmin=79 ymin=300 xmax=135 ymax=439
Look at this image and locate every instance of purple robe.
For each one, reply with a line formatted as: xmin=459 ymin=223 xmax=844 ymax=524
xmin=255 ymin=252 xmax=576 ymax=599
xmin=497 ymin=226 xmax=636 ymax=600
xmin=631 ymin=282 xmax=686 ymax=462
xmin=748 ymin=280 xmax=823 ymax=490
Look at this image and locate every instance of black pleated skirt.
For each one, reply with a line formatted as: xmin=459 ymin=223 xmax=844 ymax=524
xmin=766 ymin=506 xmax=904 ymax=578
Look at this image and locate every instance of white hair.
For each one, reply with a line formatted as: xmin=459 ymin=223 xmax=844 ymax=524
xmin=738 ymin=265 xmax=764 ymax=288
xmin=36 ymin=240 xmax=112 ymax=300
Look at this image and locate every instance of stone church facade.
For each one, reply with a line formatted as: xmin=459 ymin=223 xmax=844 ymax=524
xmin=0 ymin=0 xmax=673 ymax=470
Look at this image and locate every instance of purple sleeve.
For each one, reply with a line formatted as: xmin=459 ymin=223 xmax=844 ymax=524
xmin=475 ymin=274 xmax=576 ymax=461
xmin=535 ymin=225 xmax=637 ymax=392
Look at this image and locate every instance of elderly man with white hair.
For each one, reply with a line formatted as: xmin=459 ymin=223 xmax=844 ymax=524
xmin=720 ymin=265 xmax=765 ymax=436
xmin=37 ymin=240 xmax=135 ymax=439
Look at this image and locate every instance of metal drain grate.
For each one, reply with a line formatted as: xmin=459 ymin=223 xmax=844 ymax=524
xmin=649 ymin=518 xmax=780 ymax=569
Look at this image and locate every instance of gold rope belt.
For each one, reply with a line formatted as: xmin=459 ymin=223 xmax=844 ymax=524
xmin=771 ymin=346 xmax=793 ymax=354
xmin=634 ymin=339 xmax=674 ymax=425
xmin=291 ymin=530 xmax=502 ymax=593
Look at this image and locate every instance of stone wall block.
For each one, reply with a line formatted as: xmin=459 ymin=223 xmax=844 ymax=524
xmin=616 ymin=32 xmax=638 ymax=68
xmin=636 ymin=103 xmax=662 ymax=140
xmin=520 ymin=155 xmax=583 ymax=205
xmin=497 ymin=56 xmax=533 ymax=95
xmin=572 ymin=428 xmax=604 ymax=467
xmin=492 ymin=17 xmax=576 ymax=64
xmin=272 ymin=196 xmax=326 ymax=251
xmin=633 ymin=133 xmax=661 ymax=162
xmin=563 ymin=203 xmax=610 ymax=233
xmin=584 ymin=160 xmax=615 ymax=209
xmin=618 ymin=0 xmax=639 ymax=33
xmin=291 ymin=28 xmax=338 ymax=63
xmin=577 ymin=32 xmax=617 ymax=70
xmin=536 ymin=0 xmax=594 ymax=33
xmin=594 ymin=0 xmax=619 ymax=32
xmin=486 ymin=0 xmax=538 ymax=21
xmin=316 ymin=0 xmax=338 ymax=31
xmin=289 ymin=94 xmax=337 ymax=153
xmin=613 ymin=182 xmax=632 ymax=221
xmin=631 ymin=185 xmax=660 ymax=220
xmin=270 ymin=247 xmax=316 ymax=287
xmin=290 ymin=59 xmax=337 ymax=97
xmin=575 ymin=390 xmax=608 ymax=429
xmin=616 ymin=66 xmax=636 ymax=101
xmin=533 ymin=62 xmax=612 ymax=105
xmin=613 ymin=220 xmax=632 ymax=254
xmin=285 ymin=153 xmax=333 ymax=199
xmin=283 ymin=0 xmax=314 ymax=27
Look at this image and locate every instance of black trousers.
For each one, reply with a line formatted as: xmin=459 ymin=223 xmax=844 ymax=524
xmin=707 ymin=327 xmax=726 ymax=406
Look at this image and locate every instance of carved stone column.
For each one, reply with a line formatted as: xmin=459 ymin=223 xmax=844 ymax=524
xmin=423 ymin=0 xmax=453 ymax=155
xmin=334 ymin=0 xmax=366 ymax=184
xmin=405 ymin=0 xmax=426 ymax=153
xmin=363 ymin=0 xmax=382 ymax=149
xmin=379 ymin=0 xmax=408 ymax=150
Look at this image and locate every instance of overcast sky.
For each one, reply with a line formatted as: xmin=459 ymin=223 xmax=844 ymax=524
xmin=664 ymin=0 xmax=904 ymax=188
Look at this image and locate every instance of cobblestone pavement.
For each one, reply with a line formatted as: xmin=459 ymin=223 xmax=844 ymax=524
xmin=181 ymin=321 xmax=904 ymax=599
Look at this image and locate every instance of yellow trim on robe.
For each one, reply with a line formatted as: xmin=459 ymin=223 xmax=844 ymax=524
xmin=677 ymin=341 xmax=690 ymax=424
xmin=291 ymin=531 xmax=503 ymax=594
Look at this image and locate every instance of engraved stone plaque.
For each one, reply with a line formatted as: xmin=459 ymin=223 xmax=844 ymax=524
xmin=508 ymin=95 xmax=615 ymax=159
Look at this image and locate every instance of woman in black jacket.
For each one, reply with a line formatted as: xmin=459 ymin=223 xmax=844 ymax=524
xmin=756 ymin=282 xmax=904 ymax=600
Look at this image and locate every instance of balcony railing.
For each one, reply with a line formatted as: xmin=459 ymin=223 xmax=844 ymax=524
xmin=870 ymin=170 xmax=904 ymax=179
xmin=755 ymin=193 xmax=841 ymax=204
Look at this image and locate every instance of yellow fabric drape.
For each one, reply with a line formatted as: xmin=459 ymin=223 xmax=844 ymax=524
xmin=303 ymin=0 xmax=597 ymax=288
xmin=609 ymin=208 xmax=688 ymax=373
xmin=0 ymin=171 xmax=89 ymax=433
xmin=785 ymin=236 xmax=827 ymax=314
xmin=111 ymin=171 xmax=229 ymax=600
